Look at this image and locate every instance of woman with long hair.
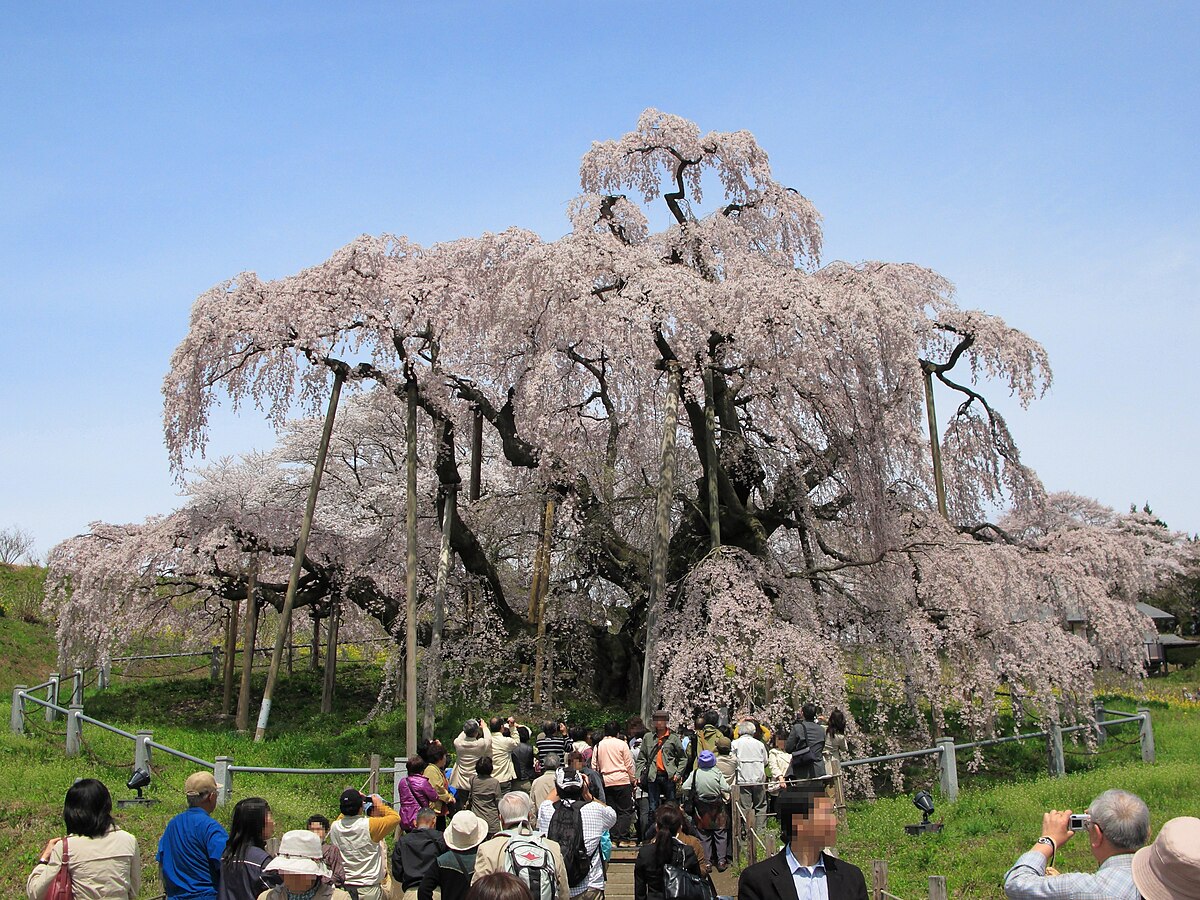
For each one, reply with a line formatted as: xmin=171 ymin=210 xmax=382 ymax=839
xmin=27 ymin=779 xmax=141 ymax=899
xmin=633 ymin=804 xmax=703 ymax=900
xmin=219 ymin=796 xmax=276 ymax=900
xmin=823 ymin=709 xmax=848 ymax=765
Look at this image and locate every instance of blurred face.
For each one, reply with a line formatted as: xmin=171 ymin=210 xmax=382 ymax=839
xmin=308 ymin=821 xmax=326 ymax=841
xmin=653 ymin=716 xmax=669 ymax=735
xmin=790 ymin=796 xmax=837 ymax=849
xmin=282 ymin=873 xmax=318 ymax=891
xmin=262 ymin=810 xmax=276 ymax=841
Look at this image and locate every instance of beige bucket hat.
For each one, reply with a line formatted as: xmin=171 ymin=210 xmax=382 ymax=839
xmin=1132 ymin=816 xmax=1200 ymax=900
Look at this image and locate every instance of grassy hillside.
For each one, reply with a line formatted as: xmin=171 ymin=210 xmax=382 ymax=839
xmin=0 ymin=607 xmax=58 ymax=696
xmin=0 ymin=562 xmax=47 ymax=622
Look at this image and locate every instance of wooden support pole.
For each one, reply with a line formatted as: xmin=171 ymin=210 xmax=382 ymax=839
xmin=404 ymin=377 xmax=419 ymax=758
xmin=922 ymin=364 xmax=949 ymax=520
xmin=641 ymin=364 xmax=681 ymax=723
xmin=470 ymin=407 xmax=483 ymax=502
xmin=321 ymin=597 xmax=340 ymax=714
xmin=310 ymin=609 xmax=321 ymax=672
xmin=422 ymin=483 xmax=456 ymax=739
xmin=221 ymin=598 xmax=240 ymax=718
xmin=703 ymin=365 xmax=720 ymax=551
xmin=255 ymin=369 xmax=345 ymax=742
xmin=531 ymin=498 xmax=556 ymax=707
xmin=236 ymin=560 xmax=258 ymax=733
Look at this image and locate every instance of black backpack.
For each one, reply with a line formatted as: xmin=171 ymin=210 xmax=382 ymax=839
xmin=546 ymin=799 xmax=593 ymax=887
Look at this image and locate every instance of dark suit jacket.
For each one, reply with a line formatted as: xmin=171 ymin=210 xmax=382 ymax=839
xmin=738 ymin=849 xmax=868 ymax=900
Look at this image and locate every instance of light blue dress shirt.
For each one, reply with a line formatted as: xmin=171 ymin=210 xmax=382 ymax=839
xmin=784 ymin=845 xmax=829 ymax=900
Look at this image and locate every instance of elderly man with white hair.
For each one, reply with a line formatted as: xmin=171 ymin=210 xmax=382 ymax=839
xmin=1003 ymin=788 xmax=1150 ymax=899
xmin=472 ymin=791 xmax=569 ymax=900
xmin=731 ymin=720 xmax=769 ymax=833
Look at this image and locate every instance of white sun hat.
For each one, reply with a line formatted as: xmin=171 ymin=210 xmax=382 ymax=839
xmin=262 ymin=830 xmax=332 ymax=877
xmin=445 ymin=809 xmax=489 ymax=851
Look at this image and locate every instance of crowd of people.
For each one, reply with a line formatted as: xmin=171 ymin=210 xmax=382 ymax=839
xmin=24 ymin=707 xmax=1200 ymax=900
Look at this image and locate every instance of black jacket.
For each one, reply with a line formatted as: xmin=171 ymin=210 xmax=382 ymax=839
xmin=634 ymin=839 xmax=702 ymax=900
xmin=738 ymin=850 xmax=867 ymax=900
xmin=392 ymin=828 xmax=448 ymax=890
xmin=784 ymin=721 xmax=827 ymax=779
xmin=512 ymin=741 xmax=537 ymax=781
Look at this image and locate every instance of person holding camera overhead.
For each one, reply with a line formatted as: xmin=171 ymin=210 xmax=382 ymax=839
xmin=329 ymin=788 xmax=400 ymax=900
xmin=1003 ymin=789 xmax=1149 ymax=899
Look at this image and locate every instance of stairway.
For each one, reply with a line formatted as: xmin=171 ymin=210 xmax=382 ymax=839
xmin=605 ymin=845 xmax=638 ymax=899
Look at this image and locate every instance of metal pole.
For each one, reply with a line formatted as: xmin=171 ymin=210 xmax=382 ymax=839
xmin=922 ymin=364 xmax=949 ymax=520
xmin=404 ymin=377 xmax=419 ymax=758
xmin=641 ymin=364 xmax=681 ymax=722
xmin=255 ymin=369 xmax=345 ymax=742
xmin=422 ymin=483 xmax=456 ymax=739
xmin=236 ymin=560 xmax=258 ymax=733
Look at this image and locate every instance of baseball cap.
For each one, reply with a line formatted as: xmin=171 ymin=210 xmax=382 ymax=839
xmin=184 ymin=772 xmax=218 ymax=796
xmin=340 ymin=788 xmax=366 ymax=815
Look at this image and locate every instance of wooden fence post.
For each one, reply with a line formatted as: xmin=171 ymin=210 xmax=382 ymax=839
xmin=215 ymin=757 xmax=232 ymax=806
xmin=872 ymin=860 xmax=888 ymax=900
xmin=928 ymin=875 xmax=948 ymax=900
xmin=210 ymin=645 xmax=222 ymax=682
xmin=937 ymin=737 xmax=959 ymax=802
xmin=1048 ymin=723 xmax=1065 ymax=777
xmin=10 ymin=686 xmax=26 ymax=734
xmin=65 ymin=704 xmax=83 ymax=756
xmin=46 ymin=673 xmax=60 ymax=723
xmin=369 ymin=754 xmax=381 ymax=795
xmin=135 ymin=731 xmax=153 ymax=772
xmin=1137 ymin=707 xmax=1155 ymax=763
xmin=1093 ymin=699 xmax=1107 ymax=744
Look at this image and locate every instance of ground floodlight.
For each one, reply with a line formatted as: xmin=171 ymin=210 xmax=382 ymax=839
xmin=905 ymin=790 xmax=943 ymax=835
xmin=118 ymin=766 xmax=158 ymax=808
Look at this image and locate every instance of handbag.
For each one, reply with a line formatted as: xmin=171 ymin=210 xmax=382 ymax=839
xmin=46 ymin=836 xmax=74 ymax=900
xmin=663 ymin=844 xmax=715 ymax=900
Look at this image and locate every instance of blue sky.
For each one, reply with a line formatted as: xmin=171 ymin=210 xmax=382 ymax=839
xmin=2 ymin=2 xmax=1198 ymax=556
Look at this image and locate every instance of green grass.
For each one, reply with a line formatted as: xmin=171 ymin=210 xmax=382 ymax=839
xmin=2 ymin=612 xmax=1197 ymax=900
xmin=836 ymin=698 xmax=1200 ymax=898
